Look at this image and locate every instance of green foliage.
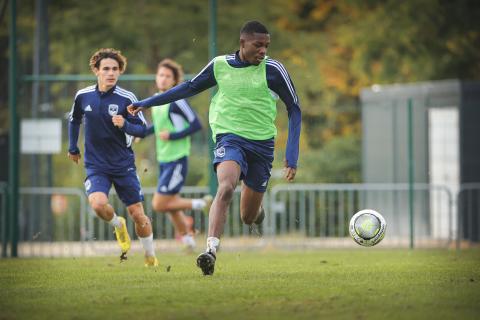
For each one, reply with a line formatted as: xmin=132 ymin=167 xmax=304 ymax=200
xmin=296 ymin=134 xmax=361 ymax=183
xmin=1 ymin=250 xmax=479 ymax=319
xmin=2 ymin=0 xmax=479 ymax=186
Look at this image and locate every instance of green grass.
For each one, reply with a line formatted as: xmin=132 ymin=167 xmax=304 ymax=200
xmin=1 ymin=249 xmax=479 ymax=320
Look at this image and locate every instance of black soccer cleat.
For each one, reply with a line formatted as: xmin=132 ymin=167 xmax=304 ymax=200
xmin=196 ymin=251 xmax=216 ymax=275
xmin=119 ymin=252 xmax=128 ymax=262
xmin=254 ymin=206 xmax=265 ymax=225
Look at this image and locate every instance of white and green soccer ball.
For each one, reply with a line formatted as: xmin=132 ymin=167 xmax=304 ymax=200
xmin=349 ymin=209 xmax=386 ymax=247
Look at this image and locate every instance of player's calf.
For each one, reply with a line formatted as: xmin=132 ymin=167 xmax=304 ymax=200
xmin=127 ymin=203 xmax=157 ymax=262
xmin=240 ymin=205 xmax=265 ymax=225
xmin=254 ymin=205 xmax=265 ymax=225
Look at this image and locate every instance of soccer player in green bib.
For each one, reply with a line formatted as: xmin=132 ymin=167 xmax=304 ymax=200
xmin=129 ymin=21 xmax=301 ymax=275
xmin=144 ymin=59 xmax=212 ymax=251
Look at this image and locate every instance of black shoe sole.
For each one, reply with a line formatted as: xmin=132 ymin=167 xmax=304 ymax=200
xmin=196 ymin=252 xmax=216 ymax=275
xmin=120 ymin=252 xmax=128 ymax=262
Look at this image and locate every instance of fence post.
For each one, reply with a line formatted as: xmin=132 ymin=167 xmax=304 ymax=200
xmin=1 ymin=183 xmax=8 ymax=257
xmin=407 ymin=98 xmax=415 ymax=249
xmin=8 ymin=0 xmax=19 ymax=257
xmin=207 ymin=0 xmax=218 ymax=197
xmin=456 ymin=190 xmax=462 ymax=250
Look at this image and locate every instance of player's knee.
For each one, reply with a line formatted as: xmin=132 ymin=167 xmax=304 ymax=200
xmin=216 ymin=182 xmax=235 ymax=203
xmin=129 ymin=209 xmax=148 ymax=224
xmin=89 ymin=199 xmax=107 ymax=214
xmin=136 ymin=214 xmax=150 ymax=226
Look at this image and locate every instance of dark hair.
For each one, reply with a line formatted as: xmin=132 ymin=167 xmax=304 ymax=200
xmin=240 ymin=20 xmax=269 ymax=35
xmin=157 ymin=59 xmax=184 ymax=86
xmin=89 ymin=48 xmax=127 ymax=73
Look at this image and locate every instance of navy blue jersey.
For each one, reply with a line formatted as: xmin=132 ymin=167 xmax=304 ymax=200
xmin=145 ymin=98 xmax=202 ymax=139
xmin=134 ymin=51 xmax=301 ymax=168
xmin=68 ymin=84 xmax=148 ymax=174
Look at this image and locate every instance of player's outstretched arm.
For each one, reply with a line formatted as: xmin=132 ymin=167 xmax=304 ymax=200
xmin=128 ymin=61 xmax=217 ymax=116
xmin=127 ymin=105 xmax=143 ymax=116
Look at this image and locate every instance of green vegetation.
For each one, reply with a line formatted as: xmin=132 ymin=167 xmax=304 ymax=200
xmin=1 ymin=249 xmax=479 ymax=319
xmin=1 ymin=0 xmax=479 ymax=186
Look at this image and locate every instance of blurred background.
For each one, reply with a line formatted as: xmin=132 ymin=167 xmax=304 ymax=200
xmin=1 ymin=0 xmax=480 ymax=257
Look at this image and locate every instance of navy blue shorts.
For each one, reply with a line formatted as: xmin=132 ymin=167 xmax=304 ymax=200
xmin=84 ymin=168 xmax=144 ymax=206
xmin=213 ymin=133 xmax=274 ymax=193
xmin=157 ymin=156 xmax=188 ymax=195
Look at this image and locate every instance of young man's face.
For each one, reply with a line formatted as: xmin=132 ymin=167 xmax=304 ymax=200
xmin=94 ymin=58 xmax=120 ymax=91
xmin=156 ymin=66 xmax=175 ymax=92
xmin=240 ymin=32 xmax=270 ymax=65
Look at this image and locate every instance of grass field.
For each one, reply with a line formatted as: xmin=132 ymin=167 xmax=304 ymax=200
xmin=0 ymin=249 xmax=479 ymax=320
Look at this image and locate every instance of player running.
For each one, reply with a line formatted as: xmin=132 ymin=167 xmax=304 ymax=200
xmin=143 ymin=58 xmax=212 ymax=251
xmin=128 ymin=21 xmax=301 ymax=275
xmin=68 ymin=48 xmax=158 ymax=267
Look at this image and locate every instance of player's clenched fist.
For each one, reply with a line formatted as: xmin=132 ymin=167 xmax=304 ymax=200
xmin=68 ymin=152 xmax=81 ymax=164
xmin=283 ymin=159 xmax=297 ymax=182
xmin=112 ymin=115 xmax=125 ymax=128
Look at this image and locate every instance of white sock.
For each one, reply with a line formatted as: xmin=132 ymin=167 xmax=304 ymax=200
xmin=206 ymin=237 xmax=220 ymax=255
xmin=139 ymin=234 xmax=155 ymax=257
xmin=182 ymin=234 xmax=196 ymax=247
xmin=192 ymin=199 xmax=207 ymax=210
xmin=108 ymin=213 xmax=123 ymax=229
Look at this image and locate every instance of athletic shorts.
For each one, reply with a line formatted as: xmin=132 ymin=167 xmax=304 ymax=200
xmin=213 ymin=133 xmax=274 ymax=193
xmin=157 ymin=156 xmax=188 ymax=195
xmin=84 ymin=168 xmax=144 ymax=206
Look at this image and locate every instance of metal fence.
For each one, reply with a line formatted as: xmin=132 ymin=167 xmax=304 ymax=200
xmin=17 ymin=187 xmax=88 ymax=257
xmin=457 ymin=183 xmax=480 ymax=246
xmin=268 ymin=184 xmax=454 ymax=248
xmin=96 ymin=186 xmax=265 ymax=239
xmin=0 ymin=183 xmax=478 ymax=257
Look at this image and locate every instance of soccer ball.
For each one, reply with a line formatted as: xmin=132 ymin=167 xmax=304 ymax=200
xmin=349 ymin=209 xmax=386 ymax=247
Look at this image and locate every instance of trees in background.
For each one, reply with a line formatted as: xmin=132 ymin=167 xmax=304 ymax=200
xmin=1 ymin=0 xmax=479 ymax=185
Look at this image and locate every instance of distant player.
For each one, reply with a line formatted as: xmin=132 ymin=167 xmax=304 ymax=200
xmin=128 ymin=21 xmax=301 ymax=275
xmin=68 ymin=48 xmax=158 ymax=267
xmin=144 ymin=59 xmax=212 ymax=251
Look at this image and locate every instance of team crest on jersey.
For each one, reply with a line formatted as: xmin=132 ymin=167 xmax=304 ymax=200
xmin=84 ymin=179 xmax=91 ymax=191
xmin=108 ymin=104 xmax=119 ymax=116
xmin=215 ymin=146 xmax=225 ymax=158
